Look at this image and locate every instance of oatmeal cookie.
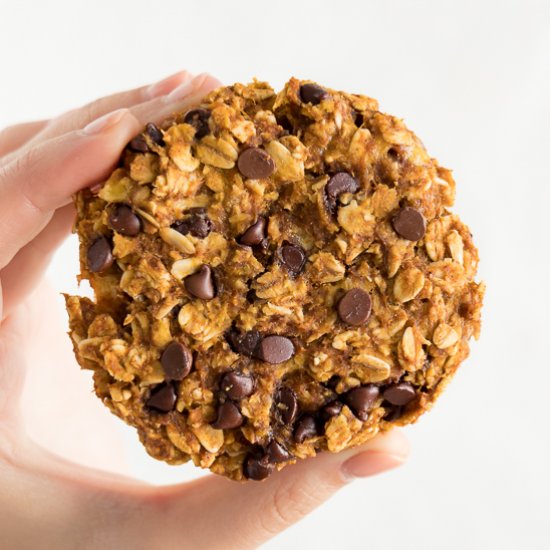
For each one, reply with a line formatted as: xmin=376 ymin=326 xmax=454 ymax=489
xmin=64 ymin=78 xmax=484 ymax=481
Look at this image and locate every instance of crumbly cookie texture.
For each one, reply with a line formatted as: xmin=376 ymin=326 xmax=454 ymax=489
xmin=64 ymin=78 xmax=484 ymax=481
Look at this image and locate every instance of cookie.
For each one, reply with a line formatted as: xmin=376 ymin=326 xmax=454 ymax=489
xmin=64 ymin=78 xmax=484 ymax=481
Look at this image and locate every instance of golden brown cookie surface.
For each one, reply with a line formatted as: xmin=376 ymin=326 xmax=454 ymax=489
xmin=65 ymin=78 xmax=484 ymax=481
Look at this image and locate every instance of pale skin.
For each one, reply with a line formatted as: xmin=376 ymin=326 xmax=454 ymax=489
xmin=0 ymin=71 xmax=410 ymax=549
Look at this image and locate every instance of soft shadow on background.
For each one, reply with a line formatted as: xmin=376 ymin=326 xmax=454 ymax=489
xmin=1 ymin=1 xmax=548 ymax=549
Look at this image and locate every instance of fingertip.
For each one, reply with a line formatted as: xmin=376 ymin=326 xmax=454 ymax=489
xmin=144 ymin=70 xmax=195 ymax=100
xmin=164 ymin=72 xmax=221 ymax=103
xmin=340 ymin=451 xmax=406 ymax=481
xmin=81 ymin=108 xmax=132 ymax=135
xmin=193 ymin=72 xmax=222 ymax=93
xmin=338 ymin=430 xmax=410 ymax=481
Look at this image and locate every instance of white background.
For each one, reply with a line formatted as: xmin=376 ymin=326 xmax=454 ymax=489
xmin=1 ymin=1 xmax=549 ymax=548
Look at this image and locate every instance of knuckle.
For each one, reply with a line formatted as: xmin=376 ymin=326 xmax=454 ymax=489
xmin=12 ymin=145 xmax=42 ymax=179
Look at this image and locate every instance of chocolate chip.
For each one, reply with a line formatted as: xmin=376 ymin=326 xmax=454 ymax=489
xmin=128 ymin=134 xmax=150 ymax=153
xmin=146 ymin=383 xmax=177 ymax=413
xmin=257 ymin=335 xmax=295 ymax=364
xmin=172 ymin=211 xmax=212 ymax=239
xmin=384 ymin=404 xmax=405 ymax=422
xmin=226 ymin=329 xmax=261 ymax=358
xmin=274 ymin=387 xmax=298 ymax=424
xmin=160 ymin=341 xmax=193 ymax=381
xmin=293 ymin=415 xmax=318 ymax=443
xmin=279 ymin=243 xmax=306 ymax=275
xmin=337 ymin=288 xmax=372 ymax=326
xmin=87 ymin=236 xmax=114 ymax=273
xmin=299 ymin=83 xmax=329 ymax=105
xmin=238 ymin=218 xmax=267 ymax=246
xmin=392 ymin=207 xmax=426 ymax=241
xmin=344 ymin=385 xmax=380 ymax=421
xmin=220 ymin=371 xmax=255 ymax=400
xmin=183 ymin=108 xmax=210 ymax=139
xmin=108 ymin=204 xmax=141 ymax=236
xmin=237 ymin=147 xmax=276 ymax=179
xmin=243 ymin=453 xmax=274 ymax=480
xmin=320 ymin=400 xmax=343 ymax=423
xmin=326 ymin=172 xmax=359 ymax=200
xmin=383 ymin=382 xmax=416 ymax=406
xmin=266 ymin=440 xmax=291 ymax=463
xmin=324 ymin=375 xmax=340 ymax=390
xmin=145 ymin=122 xmax=164 ymax=146
xmin=212 ymin=401 xmax=243 ymax=429
xmin=184 ymin=265 xmax=215 ymax=300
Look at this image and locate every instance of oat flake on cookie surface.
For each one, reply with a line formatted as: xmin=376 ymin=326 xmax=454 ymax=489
xmin=64 ymin=78 xmax=484 ymax=481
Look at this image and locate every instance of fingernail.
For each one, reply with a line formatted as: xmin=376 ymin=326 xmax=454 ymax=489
xmin=83 ymin=108 xmax=128 ymax=135
xmin=341 ymin=451 xmax=406 ymax=481
xmin=145 ymin=70 xmax=193 ymax=99
xmin=164 ymin=73 xmax=209 ymax=103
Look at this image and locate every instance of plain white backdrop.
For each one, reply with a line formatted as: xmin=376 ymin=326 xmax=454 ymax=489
xmin=1 ymin=1 xmax=549 ymax=548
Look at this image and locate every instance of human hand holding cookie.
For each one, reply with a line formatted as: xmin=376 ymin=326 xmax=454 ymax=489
xmin=0 ymin=71 xmax=413 ymax=548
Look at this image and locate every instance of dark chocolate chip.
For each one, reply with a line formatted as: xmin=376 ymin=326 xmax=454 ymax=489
xmin=108 ymin=204 xmax=141 ymax=236
xmin=326 ymin=172 xmax=359 ymax=200
xmin=172 ymin=212 xmax=212 ymax=239
xmin=299 ymin=83 xmax=329 ymax=105
xmin=293 ymin=415 xmax=318 ymax=443
xmin=392 ymin=207 xmax=426 ymax=241
xmin=324 ymin=375 xmax=340 ymax=390
xmin=183 ymin=108 xmax=211 ymax=139
xmin=87 ymin=236 xmax=114 ymax=273
xmin=384 ymin=404 xmax=405 ymax=422
xmin=383 ymin=382 xmax=416 ymax=406
xmin=220 ymin=371 xmax=255 ymax=400
xmin=243 ymin=453 xmax=274 ymax=480
xmin=226 ymin=329 xmax=261 ymax=358
xmin=344 ymin=385 xmax=380 ymax=421
xmin=184 ymin=265 xmax=215 ymax=300
xmin=237 ymin=147 xmax=276 ymax=179
xmin=160 ymin=341 xmax=193 ymax=381
xmin=274 ymin=387 xmax=298 ymax=424
xmin=145 ymin=122 xmax=164 ymax=146
xmin=320 ymin=400 xmax=343 ymax=423
xmin=146 ymin=383 xmax=177 ymax=413
xmin=212 ymin=401 xmax=243 ymax=429
xmin=266 ymin=440 xmax=291 ymax=463
xmin=279 ymin=243 xmax=306 ymax=275
xmin=238 ymin=218 xmax=267 ymax=246
xmin=257 ymin=335 xmax=295 ymax=364
xmin=337 ymin=288 xmax=372 ymax=326
xmin=128 ymin=134 xmax=150 ymax=153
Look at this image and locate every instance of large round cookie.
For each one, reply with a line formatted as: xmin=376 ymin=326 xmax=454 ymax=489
xmin=65 ymin=78 xmax=484 ymax=481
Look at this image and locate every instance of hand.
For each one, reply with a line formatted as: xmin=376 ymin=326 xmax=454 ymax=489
xmin=0 ymin=71 xmax=409 ymax=549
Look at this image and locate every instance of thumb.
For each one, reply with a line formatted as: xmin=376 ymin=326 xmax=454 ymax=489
xmin=141 ymin=430 xmax=409 ymax=550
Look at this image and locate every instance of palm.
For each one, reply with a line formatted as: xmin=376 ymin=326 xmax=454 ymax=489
xmin=15 ymin=278 xmax=129 ymax=473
